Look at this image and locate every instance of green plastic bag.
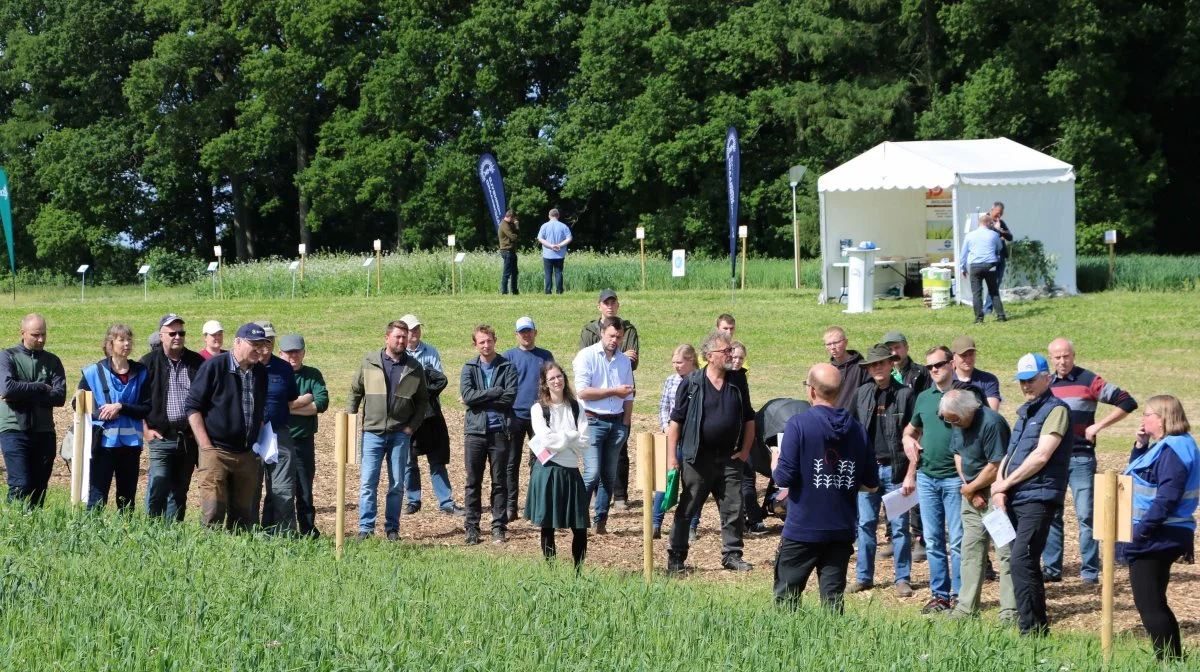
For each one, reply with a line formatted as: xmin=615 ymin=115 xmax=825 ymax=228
xmin=660 ymin=468 xmax=680 ymax=513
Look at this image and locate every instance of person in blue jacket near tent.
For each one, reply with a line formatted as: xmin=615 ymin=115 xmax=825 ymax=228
xmin=77 ymin=324 xmax=151 ymax=511
xmin=1121 ymin=394 xmax=1198 ymax=662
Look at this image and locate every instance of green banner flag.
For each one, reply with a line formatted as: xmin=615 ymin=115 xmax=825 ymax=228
xmin=0 ymin=168 xmax=13 ymax=275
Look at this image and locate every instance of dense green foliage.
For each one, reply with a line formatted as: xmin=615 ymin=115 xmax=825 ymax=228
xmin=0 ymin=501 xmax=1166 ymax=670
xmin=2 ymin=0 xmax=1199 ymax=284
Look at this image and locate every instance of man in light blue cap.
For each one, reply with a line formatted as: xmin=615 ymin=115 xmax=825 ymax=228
xmin=502 ymin=316 xmax=555 ymax=520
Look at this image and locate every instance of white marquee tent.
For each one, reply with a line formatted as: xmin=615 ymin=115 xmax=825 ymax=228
xmin=817 ymin=138 xmax=1076 ymax=304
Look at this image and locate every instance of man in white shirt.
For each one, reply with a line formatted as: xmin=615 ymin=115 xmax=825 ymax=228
xmin=571 ymin=316 xmax=634 ymax=534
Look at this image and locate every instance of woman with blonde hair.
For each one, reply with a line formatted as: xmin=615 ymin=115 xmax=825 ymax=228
xmin=652 ymin=344 xmax=701 ymax=538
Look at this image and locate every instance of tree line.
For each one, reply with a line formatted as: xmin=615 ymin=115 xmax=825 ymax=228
xmin=1 ymin=0 xmax=1197 ymax=283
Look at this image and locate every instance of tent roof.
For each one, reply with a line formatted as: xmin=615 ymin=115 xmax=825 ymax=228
xmin=818 ymin=138 xmax=1074 ymax=192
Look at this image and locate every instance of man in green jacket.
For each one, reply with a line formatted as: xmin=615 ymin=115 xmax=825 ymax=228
xmin=0 ymin=313 xmax=67 ymax=509
xmin=347 ymin=319 xmax=430 ymax=541
xmin=499 ymin=209 xmax=520 ymax=295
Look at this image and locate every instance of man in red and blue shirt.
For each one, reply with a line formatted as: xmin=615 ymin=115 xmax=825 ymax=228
xmin=1043 ymin=337 xmax=1138 ymax=583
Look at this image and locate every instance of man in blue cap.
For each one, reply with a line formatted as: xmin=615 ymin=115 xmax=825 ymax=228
xmin=990 ymin=353 xmax=1072 ymax=636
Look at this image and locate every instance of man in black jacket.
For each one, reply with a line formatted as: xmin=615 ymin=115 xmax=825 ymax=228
xmin=849 ymin=344 xmax=918 ymax=597
xmin=459 ymin=324 xmax=518 ymax=545
xmin=186 ymin=323 xmax=269 ymax=531
xmin=824 ymin=326 xmax=870 ymax=409
xmin=139 ymin=313 xmax=205 ymax=522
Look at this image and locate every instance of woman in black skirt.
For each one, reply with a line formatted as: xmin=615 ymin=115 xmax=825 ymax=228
xmin=525 ymin=362 xmax=590 ymax=566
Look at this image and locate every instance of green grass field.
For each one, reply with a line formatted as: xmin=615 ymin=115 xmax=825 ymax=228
xmin=1 ymin=285 xmax=1196 ymax=668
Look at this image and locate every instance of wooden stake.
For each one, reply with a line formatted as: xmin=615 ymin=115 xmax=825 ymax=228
xmin=1107 ymin=242 xmax=1115 ymax=286
xmin=375 ymin=250 xmax=381 ymax=294
xmin=299 ymin=253 xmax=305 ymax=283
xmin=1100 ymin=469 xmax=1117 ymax=664
xmin=640 ymin=238 xmax=646 ymax=291
xmin=70 ymin=390 xmax=88 ymax=505
xmin=450 ymin=251 xmax=456 ymax=295
xmin=638 ymin=432 xmax=655 ymax=583
xmin=217 ymin=258 xmax=224 ymax=300
xmin=335 ymin=411 xmax=348 ymax=560
xmin=740 ymin=237 xmax=747 ymax=290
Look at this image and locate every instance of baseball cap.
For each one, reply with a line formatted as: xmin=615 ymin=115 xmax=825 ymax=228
xmin=159 ymin=313 xmax=184 ymax=328
xmin=236 ymin=323 xmax=269 ymax=341
xmin=882 ymin=331 xmax=907 ymax=344
xmin=400 ymin=314 xmax=421 ymax=329
xmin=278 ymin=334 xmax=305 ymax=352
xmin=860 ymin=343 xmax=899 ymax=367
xmin=515 ymin=317 xmax=536 ymax=332
xmin=201 ymin=320 xmax=223 ymax=335
xmin=598 ymin=289 xmax=618 ymax=303
xmin=253 ymin=320 xmax=277 ymax=338
xmin=951 ymin=336 xmax=977 ymax=355
xmin=1014 ymin=353 xmax=1050 ymax=381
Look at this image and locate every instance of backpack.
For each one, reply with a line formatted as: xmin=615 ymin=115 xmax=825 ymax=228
xmin=541 ymin=399 xmax=581 ymax=427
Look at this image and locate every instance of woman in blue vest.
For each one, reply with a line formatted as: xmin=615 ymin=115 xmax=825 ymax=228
xmin=78 ymin=324 xmax=151 ymax=512
xmin=1122 ymin=395 xmax=1197 ymax=662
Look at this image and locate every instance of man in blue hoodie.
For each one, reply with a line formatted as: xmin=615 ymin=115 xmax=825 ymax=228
xmin=772 ymin=363 xmax=878 ymax=611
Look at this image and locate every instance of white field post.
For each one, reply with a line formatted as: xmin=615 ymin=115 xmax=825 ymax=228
xmin=791 ymin=183 xmax=799 ymax=289
xmin=448 ymin=235 xmax=457 ymax=295
xmin=214 ymin=246 xmax=224 ymax=300
xmin=636 ymin=227 xmax=646 ymax=290
xmin=1100 ymin=469 xmax=1118 ymax=663
xmin=374 ymin=239 xmax=382 ymax=293
xmin=739 ymin=225 xmax=748 ymax=290
xmin=335 ymin=411 xmax=348 ymax=560
xmin=638 ymin=432 xmax=655 ymax=582
xmin=298 ymin=243 xmax=306 ymax=283
xmin=1105 ymin=230 xmax=1117 ymax=286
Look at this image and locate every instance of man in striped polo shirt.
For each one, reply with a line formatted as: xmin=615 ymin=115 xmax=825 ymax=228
xmin=1043 ymin=337 xmax=1138 ymax=584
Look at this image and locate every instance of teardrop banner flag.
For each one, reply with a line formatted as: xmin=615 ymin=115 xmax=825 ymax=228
xmin=477 ymin=154 xmax=507 ymax=234
xmin=0 ymin=167 xmax=14 ymax=276
xmin=725 ymin=127 xmax=740 ymax=284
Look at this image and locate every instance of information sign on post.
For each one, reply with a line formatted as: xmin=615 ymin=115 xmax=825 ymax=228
xmin=207 ymin=261 xmax=219 ymax=299
xmin=138 ymin=264 xmax=150 ymax=301
xmin=77 ymin=265 xmax=90 ymax=303
xmin=671 ymin=249 xmax=686 ymax=278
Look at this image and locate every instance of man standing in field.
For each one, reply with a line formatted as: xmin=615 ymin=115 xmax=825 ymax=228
xmin=772 ymin=364 xmax=877 ymax=611
xmin=499 ymin=209 xmax=520 ymax=295
xmin=255 ymin=321 xmax=300 ymax=534
xmin=951 ymin=336 xmax=1002 ymax=411
xmin=536 ymin=208 xmax=572 ymax=294
xmin=280 ymin=334 xmax=329 ymax=538
xmin=502 ymin=317 xmax=555 ymax=521
xmin=141 ymin=313 xmax=205 ymax=522
xmin=0 ymin=313 xmax=66 ymax=510
xmin=883 ymin=332 xmax=930 ymax=394
xmin=983 ymin=202 xmax=1013 ymax=315
xmin=666 ymin=330 xmax=755 ymax=573
xmin=401 ymin=314 xmax=462 ymax=517
xmin=347 ymin=319 xmax=430 ymax=541
xmin=1042 ymin=337 xmax=1138 ymax=585
xmin=579 ymin=289 xmax=639 ymax=510
xmin=460 ymin=324 xmax=518 ymax=545
xmin=959 ymin=212 xmax=1007 ymax=324
xmin=186 ymin=323 xmax=270 ymax=530
xmin=991 ymin=353 xmax=1072 ymax=636
xmin=824 ymin=326 xmax=869 ymax=410
xmin=573 ymin=316 xmax=635 ymax=535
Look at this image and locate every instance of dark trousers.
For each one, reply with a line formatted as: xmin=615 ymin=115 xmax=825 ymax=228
xmin=464 ymin=430 xmax=510 ymax=531
xmin=506 ymin=418 xmax=535 ymax=516
xmin=292 ymin=435 xmax=318 ymax=537
xmin=1129 ymin=549 xmax=1185 ymax=660
xmin=500 ymin=250 xmax=519 ymax=294
xmin=984 ymin=259 xmax=1006 ymax=313
xmin=969 ymin=263 xmax=1006 ymax=319
xmin=1 ymin=431 xmax=56 ymax=509
xmin=774 ymin=538 xmax=854 ymax=612
xmin=742 ymin=458 xmax=763 ymax=525
xmin=88 ymin=447 xmax=140 ymax=512
xmin=668 ymin=452 xmax=745 ymax=560
xmin=197 ymin=446 xmax=261 ymax=531
xmin=146 ymin=433 xmax=198 ymax=522
xmin=542 ymin=258 xmax=564 ymax=294
xmin=614 ymin=436 xmax=630 ymax=502
xmin=1007 ymin=500 xmax=1057 ymax=634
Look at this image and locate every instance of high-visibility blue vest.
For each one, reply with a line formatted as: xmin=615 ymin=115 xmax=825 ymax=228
xmin=82 ymin=360 xmax=147 ymax=449
xmin=1125 ymin=434 xmax=1199 ymax=533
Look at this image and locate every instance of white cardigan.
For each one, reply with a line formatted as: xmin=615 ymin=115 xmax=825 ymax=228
xmin=530 ymin=401 xmax=590 ymax=469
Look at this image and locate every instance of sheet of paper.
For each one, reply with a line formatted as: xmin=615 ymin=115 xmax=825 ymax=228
xmin=528 ymin=434 xmax=553 ymax=465
xmin=252 ymin=423 xmax=279 ymax=464
xmin=983 ymin=508 xmax=1017 ymax=547
xmin=882 ymin=487 xmax=919 ymax=520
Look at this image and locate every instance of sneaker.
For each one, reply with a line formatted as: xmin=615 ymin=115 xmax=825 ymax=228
xmin=721 ymin=554 xmax=753 ymax=572
xmin=356 ymin=532 xmax=371 ymax=541
xmin=403 ymin=501 xmax=421 ymax=515
xmin=611 ymin=500 xmax=629 ymax=512
xmin=652 ymin=525 xmax=662 ymax=540
xmin=667 ymin=557 xmax=686 ymax=574
xmin=688 ymin=528 xmax=699 ymax=543
xmin=846 ymin=581 xmax=874 ymax=594
xmin=594 ymin=521 xmax=608 ymax=535
xmin=464 ymin=528 xmax=481 ymax=545
xmin=921 ymin=597 xmax=951 ymax=614
xmin=895 ymin=582 xmax=914 ymax=598
xmin=1082 ymin=576 xmax=1099 ymax=585
xmin=1042 ymin=570 xmax=1063 ymax=583
xmin=492 ymin=529 xmax=507 ymax=545
xmin=996 ymin=315 xmax=1008 ymax=322
xmin=912 ymin=543 xmax=927 ymax=564
xmin=747 ymin=521 xmax=769 ymax=535
xmin=386 ymin=530 xmax=400 ymax=542
xmin=440 ymin=503 xmax=466 ymax=516
xmin=974 ymin=317 xmax=984 ymax=324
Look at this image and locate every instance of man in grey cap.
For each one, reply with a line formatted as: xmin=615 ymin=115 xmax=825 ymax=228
xmin=848 ymin=344 xmax=918 ymax=597
xmin=579 ymin=289 xmax=640 ymax=510
xmin=883 ymin=332 xmax=930 ymax=394
xmin=253 ymin=321 xmax=300 ymax=534
xmin=280 ymin=334 xmax=329 ymax=537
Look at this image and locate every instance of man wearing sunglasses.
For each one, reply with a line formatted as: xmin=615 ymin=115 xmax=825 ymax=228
xmin=140 ymin=313 xmax=205 ymax=522
xmin=902 ymin=345 xmax=961 ymax=613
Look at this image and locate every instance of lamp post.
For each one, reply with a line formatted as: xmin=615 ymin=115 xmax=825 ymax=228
xmin=789 ymin=164 xmax=807 ymax=289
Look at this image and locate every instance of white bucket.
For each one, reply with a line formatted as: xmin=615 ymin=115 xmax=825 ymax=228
xmin=930 ymin=288 xmax=950 ymax=309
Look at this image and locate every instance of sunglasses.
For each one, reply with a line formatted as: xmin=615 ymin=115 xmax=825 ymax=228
xmin=926 ymin=359 xmax=951 ymax=371
xmin=163 ymin=330 xmax=186 ymax=338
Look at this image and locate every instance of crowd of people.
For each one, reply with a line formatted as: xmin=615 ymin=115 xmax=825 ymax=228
xmin=0 ymin=300 xmax=1195 ymax=662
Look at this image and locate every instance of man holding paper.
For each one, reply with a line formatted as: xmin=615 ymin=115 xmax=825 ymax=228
xmin=253 ymin=322 xmax=300 ymax=534
xmin=186 ymin=323 xmax=270 ymax=530
xmin=990 ymin=353 xmax=1072 ymax=636
xmin=849 ymin=344 xmax=917 ymax=597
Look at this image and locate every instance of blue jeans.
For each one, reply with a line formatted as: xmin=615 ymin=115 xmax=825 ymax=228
xmin=359 ymin=431 xmax=411 ymax=533
xmin=405 ymin=450 xmax=455 ymax=509
xmin=542 ymin=258 xmax=564 ymax=294
xmin=582 ymin=416 xmax=627 ymax=525
xmin=984 ymin=259 xmax=1006 ymax=313
xmin=917 ymin=472 xmax=964 ymax=600
xmin=1042 ymin=453 xmax=1098 ymax=580
xmin=856 ymin=464 xmax=911 ymax=585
